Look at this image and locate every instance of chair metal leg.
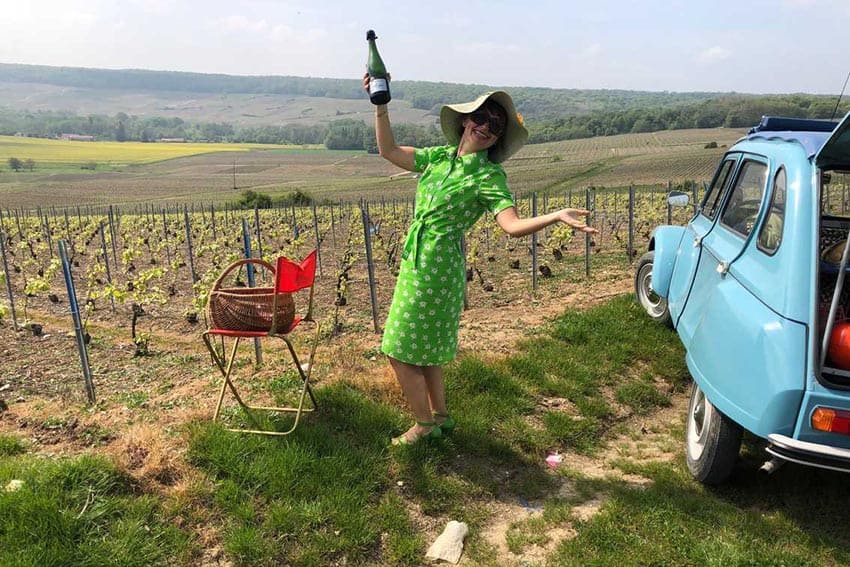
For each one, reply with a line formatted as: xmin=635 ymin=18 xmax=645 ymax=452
xmin=203 ymin=333 xmax=247 ymax=421
xmin=201 ymin=325 xmax=320 ymax=436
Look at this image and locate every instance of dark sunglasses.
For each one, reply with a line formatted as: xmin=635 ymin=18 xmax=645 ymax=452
xmin=469 ymin=110 xmax=506 ymax=137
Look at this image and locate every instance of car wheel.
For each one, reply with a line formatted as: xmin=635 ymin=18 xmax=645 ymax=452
xmin=635 ymin=251 xmax=672 ymax=327
xmin=685 ymin=382 xmax=742 ymax=485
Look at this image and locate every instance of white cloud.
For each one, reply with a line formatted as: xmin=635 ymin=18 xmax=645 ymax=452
xmin=457 ymin=42 xmax=520 ymax=54
xmin=580 ymin=43 xmax=602 ymax=58
xmin=697 ymin=46 xmax=732 ymax=63
xmin=128 ymin=0 xmax=176 ymax=15
xmin=269 ymin=24 xmax=328 ymax=43
xmin=217 ymin=15 xmax=269 ymax=33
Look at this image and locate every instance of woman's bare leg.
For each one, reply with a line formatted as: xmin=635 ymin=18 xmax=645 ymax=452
xmin=422 ymin=365 xmax=447 ymax=419
xmin=389 ymin=356 xmax=437 ymax=443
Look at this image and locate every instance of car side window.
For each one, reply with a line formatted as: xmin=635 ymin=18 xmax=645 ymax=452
xmin=757 ymin=168 xmax=786 ymax=254
xmin=702 ymin=158 xmax=736 ymax=220
xmin=720 ymin=160 xmax=768 ymax=237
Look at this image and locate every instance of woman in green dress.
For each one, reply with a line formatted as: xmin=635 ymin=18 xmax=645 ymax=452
xmin=364 ymin=75 xmax=598 ymax=445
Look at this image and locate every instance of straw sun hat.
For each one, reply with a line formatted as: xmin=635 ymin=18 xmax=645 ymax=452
xmin=439 ymin=91 xmax=528 ymax=164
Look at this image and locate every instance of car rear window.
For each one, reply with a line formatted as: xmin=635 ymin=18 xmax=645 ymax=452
xmin=757 ymin=168 xmax=786 ymax=254
xmin=821 ymin=171 xmax=850 ymax=218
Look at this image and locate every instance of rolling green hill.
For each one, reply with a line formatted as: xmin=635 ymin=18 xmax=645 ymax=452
xmin=0 ymin=62 xmax=847 ymax=148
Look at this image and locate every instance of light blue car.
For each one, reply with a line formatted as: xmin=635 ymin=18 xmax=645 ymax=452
xmin=635 ymin=113 xmax=850 ymax=484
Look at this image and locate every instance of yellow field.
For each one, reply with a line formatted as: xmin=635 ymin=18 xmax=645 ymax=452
xmin=0 ymin=135 xmax=318 ymax=166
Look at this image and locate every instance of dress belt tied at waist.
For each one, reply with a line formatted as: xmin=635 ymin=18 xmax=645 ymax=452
xmin=402 ymin=217 xmax=427 ymax=270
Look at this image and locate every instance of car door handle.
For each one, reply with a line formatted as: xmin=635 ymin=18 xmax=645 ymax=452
xmin=716 ymin=261 xmax=729 ymax=275
xmin=693 ymin=236 xmax=702 ymax=248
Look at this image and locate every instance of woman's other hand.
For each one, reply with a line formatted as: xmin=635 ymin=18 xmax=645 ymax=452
xmin=557 ymin=208 xmax=598 ymax=233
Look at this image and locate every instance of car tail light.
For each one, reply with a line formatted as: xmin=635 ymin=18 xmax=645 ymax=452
xmin=812 ymin=407 xmax=850 ymax=435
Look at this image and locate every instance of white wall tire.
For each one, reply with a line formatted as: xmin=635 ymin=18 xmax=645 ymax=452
xmin=635 ymin=251 xmax=672 ymax=327
xmin=686 ymin=382 xmax=742 ymax=485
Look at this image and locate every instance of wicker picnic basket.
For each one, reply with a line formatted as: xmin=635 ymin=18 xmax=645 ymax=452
xmin=207 ymin=258 xmax=295 ymax=334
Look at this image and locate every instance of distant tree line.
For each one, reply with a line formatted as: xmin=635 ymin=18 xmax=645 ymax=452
xmin=0 ymin=108 xmax=445 ymax=150
xmin=0 ymin=63 xmax=725 ymax=117
xmin=526 ymin=95 xmax=850 ymax=142
xmin=3 ymin=93 xmax=847 ymax=151
xmin=2 ymin=61 xmax=849 ymax=150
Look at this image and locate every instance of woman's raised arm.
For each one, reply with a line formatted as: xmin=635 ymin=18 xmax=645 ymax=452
xmin=364 ymin=73 xmax=415 ymax=171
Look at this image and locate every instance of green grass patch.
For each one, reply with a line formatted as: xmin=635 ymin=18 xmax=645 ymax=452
xmin=13 ymin=294 xmax=850 ymax=565
xmin=186 ymin=384 xmax=408 ymax=566
xmin=552 ymin=460 xmax=850 ymax=566
xmin=117 ymin=391 xmax=150 ymax=409
xmin=504 ymin=295 xmax=688 ymax=453
xmin=0 ymin=434 xmax=26 ymax=456
xmin=183 ymin=294 xmax=692 ymax=565
xmin=0 ymin=454 xmax=194 ymax=566
xmin=616 ymin=379 xmax=670 ymax=415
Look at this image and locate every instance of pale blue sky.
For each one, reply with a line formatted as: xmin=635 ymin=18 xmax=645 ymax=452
xmin=1 ymin=0 xmax=848 ymax=94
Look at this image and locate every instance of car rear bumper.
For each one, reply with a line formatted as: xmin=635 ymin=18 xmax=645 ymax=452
xmin=767 ymin=434 xmax=850 ymax=473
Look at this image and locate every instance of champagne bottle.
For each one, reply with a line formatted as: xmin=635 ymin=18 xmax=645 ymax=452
xmin=366 ymin=29 xmax=391 ymax=105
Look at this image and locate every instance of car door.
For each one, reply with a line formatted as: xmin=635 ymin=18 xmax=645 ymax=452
xmin=677 ymin=157 xmax=768 ymax=347
xmin=667 ymin=154 xmax=740 ymax=325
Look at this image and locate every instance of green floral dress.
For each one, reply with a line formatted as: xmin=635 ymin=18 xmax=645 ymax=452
xmin=381 ymin=145 xmax=515 ymax=366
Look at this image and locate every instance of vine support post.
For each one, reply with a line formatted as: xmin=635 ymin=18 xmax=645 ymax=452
xmin=161 ymin=208 xmax=173 ymax=268
xmin=43 ymin=213 xmax=54 ymax=258
xmin=330 ymin=202 xmax=337 ymax=248
xmin=1 ymin=231 xmax=19 ymax=330
xmin=253 ymin=205 xmax=265 ymax=282
xmin=63 ymin=209 xmax=72 ymax=248
xmin=14 ymin=209 xmax=23 ymax=241
xmin=531 ymin=192 xmax=538 ymax=293
xmin=184 ymin=208 xmax=198 ymax=284
xmin=667 ymin=181 xmax=673 ymax=225
xmin=360 ymin=201 xmax=380 ymax=334
xmin=210 ymin=204 xmax=217 ymax=240
xmin=108 ymin=205 xmax=119 ymax=269
xmin=241 ymin=218 xmax=263 ymax=366
xmin=585 ymin=188 xmax=592 ymax=277
xmin=59 ymin=240 xmax=96 ymax=405
xmin=628 ymin=184 xmax=635 ymax=264
xmin=311 ymin=202 xmax=323 ymax=277
xmin=99 ymin=222 xmax=116 ymax=311
xmin=692 ymin=182 xmax=699 ymax=216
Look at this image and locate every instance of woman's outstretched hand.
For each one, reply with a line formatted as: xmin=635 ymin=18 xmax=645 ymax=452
xmin=557 ymin=208 xmax=598 ymax=233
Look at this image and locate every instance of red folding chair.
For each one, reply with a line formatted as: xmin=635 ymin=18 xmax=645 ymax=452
xmin=201 ymin=250 xmax=320 ymax=435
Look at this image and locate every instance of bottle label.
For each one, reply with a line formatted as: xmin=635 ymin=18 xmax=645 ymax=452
xmin=369 ymin=78 xmax=389 ymax=94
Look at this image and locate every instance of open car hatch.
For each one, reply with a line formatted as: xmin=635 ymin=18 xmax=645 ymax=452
xmin=817 ymin=111 xmax=850 ymax=170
